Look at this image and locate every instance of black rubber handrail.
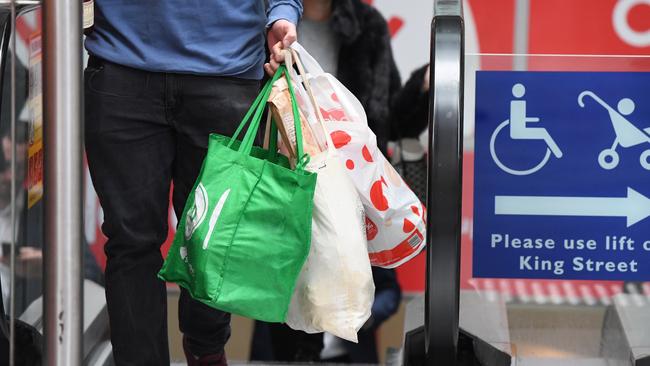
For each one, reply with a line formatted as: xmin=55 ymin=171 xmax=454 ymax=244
xmin=425 ymin=0 xmax=464 ymax=365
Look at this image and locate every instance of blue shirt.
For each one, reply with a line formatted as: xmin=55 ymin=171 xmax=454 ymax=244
xmin=85 ymin=0 xmax=302 ymax=79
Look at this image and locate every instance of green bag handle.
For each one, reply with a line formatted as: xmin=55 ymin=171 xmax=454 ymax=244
xmin=282 ymin=64 xmax=309 ymax=170
xmin=228 ymin=73 xmax=278 ymax=151
xmin=268 ymin=117 xmax=279 ymax=153
xmin=228 ymin=65 xmax=309 ymax=171
xmin=240 ymin=65 xmax=306 ymax=165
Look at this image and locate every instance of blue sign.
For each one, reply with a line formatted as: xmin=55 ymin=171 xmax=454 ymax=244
xmin=474 ymin=71 xmax=650 ymax=280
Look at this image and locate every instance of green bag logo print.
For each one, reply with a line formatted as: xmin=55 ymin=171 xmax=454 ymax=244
xmin=202 ymin=189 xmax=231 ymax=249
xmin=185 ymin=183 xmax=209 ymax=241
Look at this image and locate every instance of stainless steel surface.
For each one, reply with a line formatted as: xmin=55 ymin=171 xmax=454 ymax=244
xmin=434 ymin=0 xmax=462 ymax=17
xmin=407 ymin=293 xmax=512 ymax=365
xmin=425 ymin=0 xmax=464 ymax=363
xmin=513 ymin=0 xmax=530 ymax=70
xmin=43 ymin=0 xmax=84 ymax=364
xmin=613 ymin=294 xmax=650 ymax=364
xmin=0 ymin=0 xmax=40 ymax=5
xmin=8 ymin=0 xmax=16 ymax=364
xmin=84 ymin=340 xmax=114 ymax=366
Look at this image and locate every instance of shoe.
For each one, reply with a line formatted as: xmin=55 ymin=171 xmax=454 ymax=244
xmin=182 ymin=337 xmax=227 ymax=366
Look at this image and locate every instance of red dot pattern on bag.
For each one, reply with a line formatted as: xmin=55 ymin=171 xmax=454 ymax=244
xmin=331 ymin=92 xmax=339 ymax=103
xmin=411 ymin=205 xmax=419 ymax=216
xmin=330 ymin=130 xmax=351 ymax=149
xmin=346 ymin=159 xmax=355 ymax=170
xmin=370 ymin=176 xmax=389 ymax=211
xmin=366 ymin=216 xmax=378 ymax=241
xmin=362 ymin=145 xmax=373 ymax=162
xmin=320 ymin=107 xmax=347 ymax=121
xmin=403 ymin=218 xmax=415 ymax=233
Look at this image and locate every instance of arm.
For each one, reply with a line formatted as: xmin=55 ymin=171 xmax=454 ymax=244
xmin=366 ymin=14 xmax=397 ymax=153
xmin=266 ymin=0 xmax=302 ymax=27
xmin=390 ymin=64 xmax=430 ymax=139
xmin=265 ymin=0 xmax=303 ymax=75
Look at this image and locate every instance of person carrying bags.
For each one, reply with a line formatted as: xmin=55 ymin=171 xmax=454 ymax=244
xmin=84 ymin=1 xmax=303 ymax=364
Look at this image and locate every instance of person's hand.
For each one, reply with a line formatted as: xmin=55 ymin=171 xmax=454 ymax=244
xmin=16 ymin=247 xmax=43 ymax=278
xmin=19 ymin=247 xmax=42 ymax=261
xmin=265 ymin=19 xmax=297 ymax=76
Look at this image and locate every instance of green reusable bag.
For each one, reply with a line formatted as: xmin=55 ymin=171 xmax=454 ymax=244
xmin=158 ymin=66 xmax=317 ymax=322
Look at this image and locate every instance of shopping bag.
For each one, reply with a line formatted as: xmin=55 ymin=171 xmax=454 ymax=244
xmin=277 ymin=50 xmax=374 ymax=342
xmin=395 ymin=138 xmax=427 ymax=204
xmin=158 ymin=66 xmax=317 ymax=323
xmin=290 ymin=42 xmax=426 ymax=268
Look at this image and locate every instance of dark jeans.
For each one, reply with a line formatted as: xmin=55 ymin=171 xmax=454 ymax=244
xmin=266 ymin=323 xmax=323 ymax=362
xmin=84 ymin=56 xmax=259 ymax=365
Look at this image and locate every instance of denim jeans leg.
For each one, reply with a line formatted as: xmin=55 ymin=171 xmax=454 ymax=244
xmin=85 ymin=58 xmax=173 ymax=366
xmin=172 ymin=74 xmax=259 ymax=356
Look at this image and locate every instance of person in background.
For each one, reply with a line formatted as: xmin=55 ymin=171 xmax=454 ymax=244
xmin=298 ymin=0 xmax=401 ymax=152
xmin=320 ymin=268 xmax=402 ymax=363
xmin=0 ymin=57 xmax=103 ymax=312
xmin=83 ymin=1 xmax=302 ymax=365
xmin=253 ymin=267 xmax=402 ymax=362
xmin=390 ymin=64 xmax=430 ymax=141
xmin=0 ymin=123 xmax=104 ymax=309
xmin=251 ymin=0 xmax=402 ymax=361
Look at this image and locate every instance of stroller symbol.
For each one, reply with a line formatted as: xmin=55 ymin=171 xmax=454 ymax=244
xmin=578 ymin=91 xmax=650 ymax=170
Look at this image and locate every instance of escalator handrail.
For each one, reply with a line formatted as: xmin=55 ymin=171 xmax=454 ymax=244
xmin=425 ymin=0 xmax=464 ymax=364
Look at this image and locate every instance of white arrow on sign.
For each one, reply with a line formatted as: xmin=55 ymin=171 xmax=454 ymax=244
xmin=495 ymin=187 xmax=650 ymax=227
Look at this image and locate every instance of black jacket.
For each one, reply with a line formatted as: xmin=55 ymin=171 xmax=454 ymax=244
xmin=331 ymin=0 xmax=401 ymax=152
xmin=391 ymin=64 xmax=429 ymax=139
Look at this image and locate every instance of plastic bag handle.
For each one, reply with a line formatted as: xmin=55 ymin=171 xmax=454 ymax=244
xmin=262 ymin=112 xmax=279 ymax=155
xmin=290 ymin=42 xmax=325 ymax=75
xmin=281 ymin=64 xmax=309 ymax=169
xmin=285 ymin=48 xmax=336 ymax=152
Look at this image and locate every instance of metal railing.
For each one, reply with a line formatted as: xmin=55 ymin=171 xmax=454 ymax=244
xmin=42 ymin=0 xmax=84 ymax=364
xmin=0 ymin=1 xmax=83 ymax=365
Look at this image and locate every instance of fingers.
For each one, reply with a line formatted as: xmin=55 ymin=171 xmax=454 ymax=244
xmin=271 ymin=41 xmax=284 ymax=63
xmin=265 ymin=19 xmax=296 ymax=76
xmin=282 ymin=28 xmax=297 ymax=49
xmin=264 ymin=63 xmax=274 ymax=76
xmin=265 ymin=41 xmax=285 ymax=76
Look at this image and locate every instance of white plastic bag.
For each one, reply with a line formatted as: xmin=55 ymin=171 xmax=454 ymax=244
xmin=290 ymin=42 xmax=427 ymax=268
xmin=280 ymin=50 xmax=374 ymax=342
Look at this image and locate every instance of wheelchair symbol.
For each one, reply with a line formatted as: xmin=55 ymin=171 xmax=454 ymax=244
xmin=490 ymin=83 xmax=563 ymax=176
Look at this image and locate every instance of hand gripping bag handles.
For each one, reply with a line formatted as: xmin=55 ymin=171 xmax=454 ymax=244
xmin=282 ymin=49 xmax=374 ymax=343
xmin=158 ymin=66 xmax=317 ymax=323
xmin=290 ymin=43 xmax=426 ymax=268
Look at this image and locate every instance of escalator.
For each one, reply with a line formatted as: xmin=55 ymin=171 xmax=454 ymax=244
xmin=404 ymin=1 xmax=650 ymax=365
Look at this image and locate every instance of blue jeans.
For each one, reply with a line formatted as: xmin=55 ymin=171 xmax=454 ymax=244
xmin=84 ymin=56 xmax=259 ymax=365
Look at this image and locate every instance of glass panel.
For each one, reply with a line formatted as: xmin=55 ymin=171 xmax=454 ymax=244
xmin=0 ymin=8 xmax=44 ymax=365
xmin=0 ymin=7 xmax=108 ymax=364
xmin=462 ymin=53 xmax=650 ymax=364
